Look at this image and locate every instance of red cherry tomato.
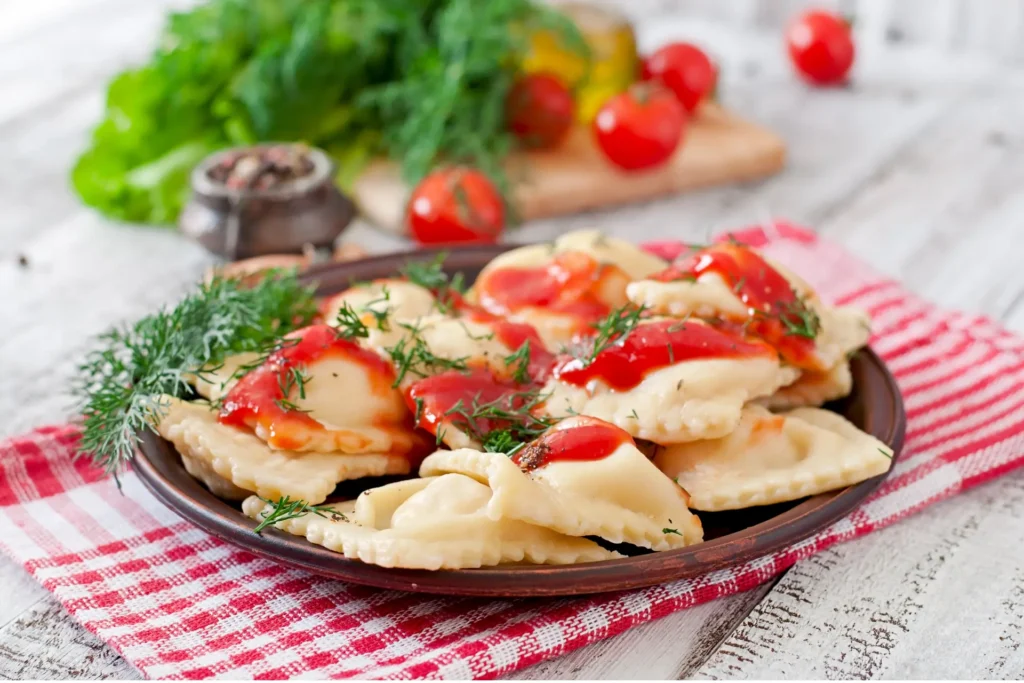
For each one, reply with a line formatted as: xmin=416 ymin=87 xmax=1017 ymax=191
xmin=407 ymin=168 xmax=505 ymax=246
xmin=592 ymin=83 xmax=686 ymax=171
xmin=641 ymin=42 xmax=717 ymax=114
xmin=787 ymin=10 xmax=855 ymax=86
xmin=506 ymin=72 xmax=575 ymax=150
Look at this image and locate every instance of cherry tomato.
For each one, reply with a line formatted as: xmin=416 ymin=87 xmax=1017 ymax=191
xmin=592 ymin=83 xmax=686 ymax=171
xmin=506 ymin=73 xmax=575 ymax=149
xmin=641 ymin=42 xmax=716 ymax=114
xmin=786 ymin=10 xmax=855 ymax=86
xmin=407 ymin=167 xmax=504 ymax=246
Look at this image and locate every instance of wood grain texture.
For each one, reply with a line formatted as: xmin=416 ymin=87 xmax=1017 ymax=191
xmin=508 ymin=585 xmax=776 ymax=680
xmin=0 ymin=601 xmax=141 ymax=680
xmin=353 ymin=104 xmax=786 ymax=234
xmin=697 ymin=470 xmax=1024 ymax=679
xmin=3 ymin=0 xmax=1024 ymax=678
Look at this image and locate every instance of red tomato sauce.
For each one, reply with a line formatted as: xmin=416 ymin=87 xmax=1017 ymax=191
xmin=650 ymin=244 xmax=819 ymax=368
xmin=553 ymin=319 xmax=774 ymax=391
xmin=512 ymin=418 xmax=633 ymax=472
xmin=218 ymin=324 xmax=396 ymax=451
xmin=474 ymin=251 xmax=624 ymax=332
xmin=405 ymin=367 xmax=541 ymax=440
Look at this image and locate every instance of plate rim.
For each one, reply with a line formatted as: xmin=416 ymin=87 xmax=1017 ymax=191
xmin=132 ymin=245 xmax=906 ymax=597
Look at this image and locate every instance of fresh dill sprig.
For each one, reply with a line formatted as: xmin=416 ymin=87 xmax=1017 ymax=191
xmin=386 ymin=322 xmax=469 ymax=387
xmin=73 ymin=270 xmax=318 ymax=484
xmin=335 ymin=302 xmax=370 ymax=339
xmin=274 ymin=365 xmax=311 ymax=413
xmin=443 ymin=388 xmax=556 ymax=454
xmin=573 ymin=304 xmax=649 ymax=367
xmin=253 ymin=496 xmax=347 ymax=535
xmin=504 ymin=340 xmax=532 ymax=384
xmin=400 ymin=253 xmax=465 ymax=314
xmin=777 ymin=297 xmax=822 ymax=339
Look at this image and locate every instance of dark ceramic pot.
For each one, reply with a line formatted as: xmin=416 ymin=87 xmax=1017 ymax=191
xmin=179 ymin=145 xmax=355 ymax=260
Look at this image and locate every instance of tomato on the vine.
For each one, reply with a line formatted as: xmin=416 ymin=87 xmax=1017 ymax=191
xmin=407 ymin=168 xmax=504 ymax=245
xmin=641 ymin=42 xmax=716 ymax=114
xmin=592 ymin=83 xmax=686 ymax=171
xmin=506 ymin=72 xmax=575 ymax=149
xmin=786 ymin=10 xmax=855 ymax=86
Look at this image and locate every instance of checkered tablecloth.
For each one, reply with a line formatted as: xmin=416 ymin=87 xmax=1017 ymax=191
xmin=3 ymin=223 xmax=1023 ymax=678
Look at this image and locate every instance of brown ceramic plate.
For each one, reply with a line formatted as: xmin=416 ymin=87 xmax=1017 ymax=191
xmin=134 ymin=245 xmax=906 ymax=597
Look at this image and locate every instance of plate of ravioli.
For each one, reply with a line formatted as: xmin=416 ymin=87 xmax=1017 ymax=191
xmin=123 ymin=230 xmax=904 ymax=596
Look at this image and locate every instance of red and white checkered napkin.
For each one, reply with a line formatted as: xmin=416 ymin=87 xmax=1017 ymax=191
xmin=3 ymin=223 xmax=1024 ymax=679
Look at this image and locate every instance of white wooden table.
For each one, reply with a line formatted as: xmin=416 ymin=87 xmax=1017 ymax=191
xmin=3 ymin=1 xmax=1024 ymax=678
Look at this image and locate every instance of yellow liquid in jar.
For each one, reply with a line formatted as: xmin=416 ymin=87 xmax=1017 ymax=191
xmin=522 ymin=2 xmax=638 ymax=123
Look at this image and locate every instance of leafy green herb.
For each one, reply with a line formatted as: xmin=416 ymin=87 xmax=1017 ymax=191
xmin=253 ymin=496 xmax=346 ymax=534
xmin=71 ymin=0 xmax=586 ymax=225
xmin=335 ymin=302 xmax=370 ymax=339
xmin=628 ymin=409 xmax=639 ymax=420
xmin=662 ymin=528 xmax=682 ymax=536
xmin=74 ymin=270 xmax=318 ymax=483
xmin=777 ymin=298 xmax=822 ymax=340
xmin=878 ymin=448 xmax=893 ymax=460
xmin=573 ymin=304 xmax=648 ymax=367
xmin=504 ymin=341 xmax=533 ymax=384
xmin=385 ymin=322 xmax=469 ymax=387
xmin=401 ymin=253 xmax=468 ymax=315
xmin=444 ymin=389 xmax=556 ymax=454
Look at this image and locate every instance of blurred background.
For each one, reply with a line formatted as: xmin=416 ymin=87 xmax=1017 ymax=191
xmin=2 ymin=0 xmax=1023 ymax=433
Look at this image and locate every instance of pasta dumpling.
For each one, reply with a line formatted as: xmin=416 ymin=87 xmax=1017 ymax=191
xmin=323 ymin=279 xmax=438 ymax=326
xmin=467 ymin=230 xmax=667 ymax=348
xmin=654 ymin=404 xmax=893 ymax=511
xmin=626 ymin=243 xmax=870 ymax=405
xmin=187 ymin=352 xmax=260 ymax=402
xmin=155 ymin=397 xmax=411 ymax=504
xmin=241 ymin=473 xmax=620 ymax=569
xmin=218 ymin=324 xmax=428 ymax=456
xmin=539 ymin=319 xmax=799 ymax=443
xmin=420 ymin=416 xmax=704 ymax=550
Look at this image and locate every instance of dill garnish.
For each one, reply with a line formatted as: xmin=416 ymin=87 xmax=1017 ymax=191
xmin=400 ymin=253 xmax=465 ymax=315
xmin=443 ymin=389 xmax=556 ymax=454
xmin=73 ymin=270 xmax=317 ymax=484
xmin=777 ymin=297 xmax=822 ymax=339
xmin=573 ymin=304 xmax=648 ymax=367
xmin=385 ymin=322 xmax=469 ymax=387
xmin=662 ymin=528 xmax=682 ymax=536
xmin=504 ymin=341 xmax=533 ymax=384
xmin=253 ymin=496 xmax=346 ymax=534
xmin=335 ymin=302 xmax=370 ymax=339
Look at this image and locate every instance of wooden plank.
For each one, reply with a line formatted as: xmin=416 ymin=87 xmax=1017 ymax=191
xmin=0 ymin=561 xmax=50 ymax=631
xmin=353 ymin=104 xmax=786 ymax=234
xmin=817 ymin=95 xmax=1024 ymax=322
xmin=0 ymin=599 xmax=141 ymax=680
xmin=695 ymin=94 xmax=1024 ymax=678
xmin=510 ymin=585 xmax=776 ymax=679
xmin=697 ymin=470 xmax=1024 ymax=679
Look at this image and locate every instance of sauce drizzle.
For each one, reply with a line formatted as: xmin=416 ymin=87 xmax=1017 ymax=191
xmin=512 ymin=418 xmax=633 ymax=472
xmin=475 ymin=251 xmax=625 ymax=333
xmin=219 ymin=324 xmax=396 ymax=450
xmin=554 ymin=319 xmax=773 ymax=391
xmin=650 ymin=243 xmax=820 ymax=368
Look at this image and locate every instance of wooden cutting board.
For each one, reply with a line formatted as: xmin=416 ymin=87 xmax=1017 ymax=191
xmin=352 ymin=103 xmax=786 ymax=234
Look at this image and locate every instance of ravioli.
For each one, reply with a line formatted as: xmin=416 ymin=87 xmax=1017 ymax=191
xmin=626 ymin=243 xmax=871 ymax=384
xmin=241 ymin=473 xmax=620 ymax=569
xmin=155 ymin=397 xmax=411 ymax=504
xmin=187 ymin=352 xmax=260 ymax=401
xmin=364 ymin=314 xmax=523 ymax=383
xmin=323 ymin=279 xmax=437 ymax=326
xmin=654 ymin=404 xmax=893 ymax=511
xmin=467 ymin=230 xmax=667 ymax=349
xmin=538 ymin=319 xmax=800 ymax=444
xmin=420 ymin=416 xmax=703 ymax=550
xmin=218 ymin=324 xmax=428 ymax=456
